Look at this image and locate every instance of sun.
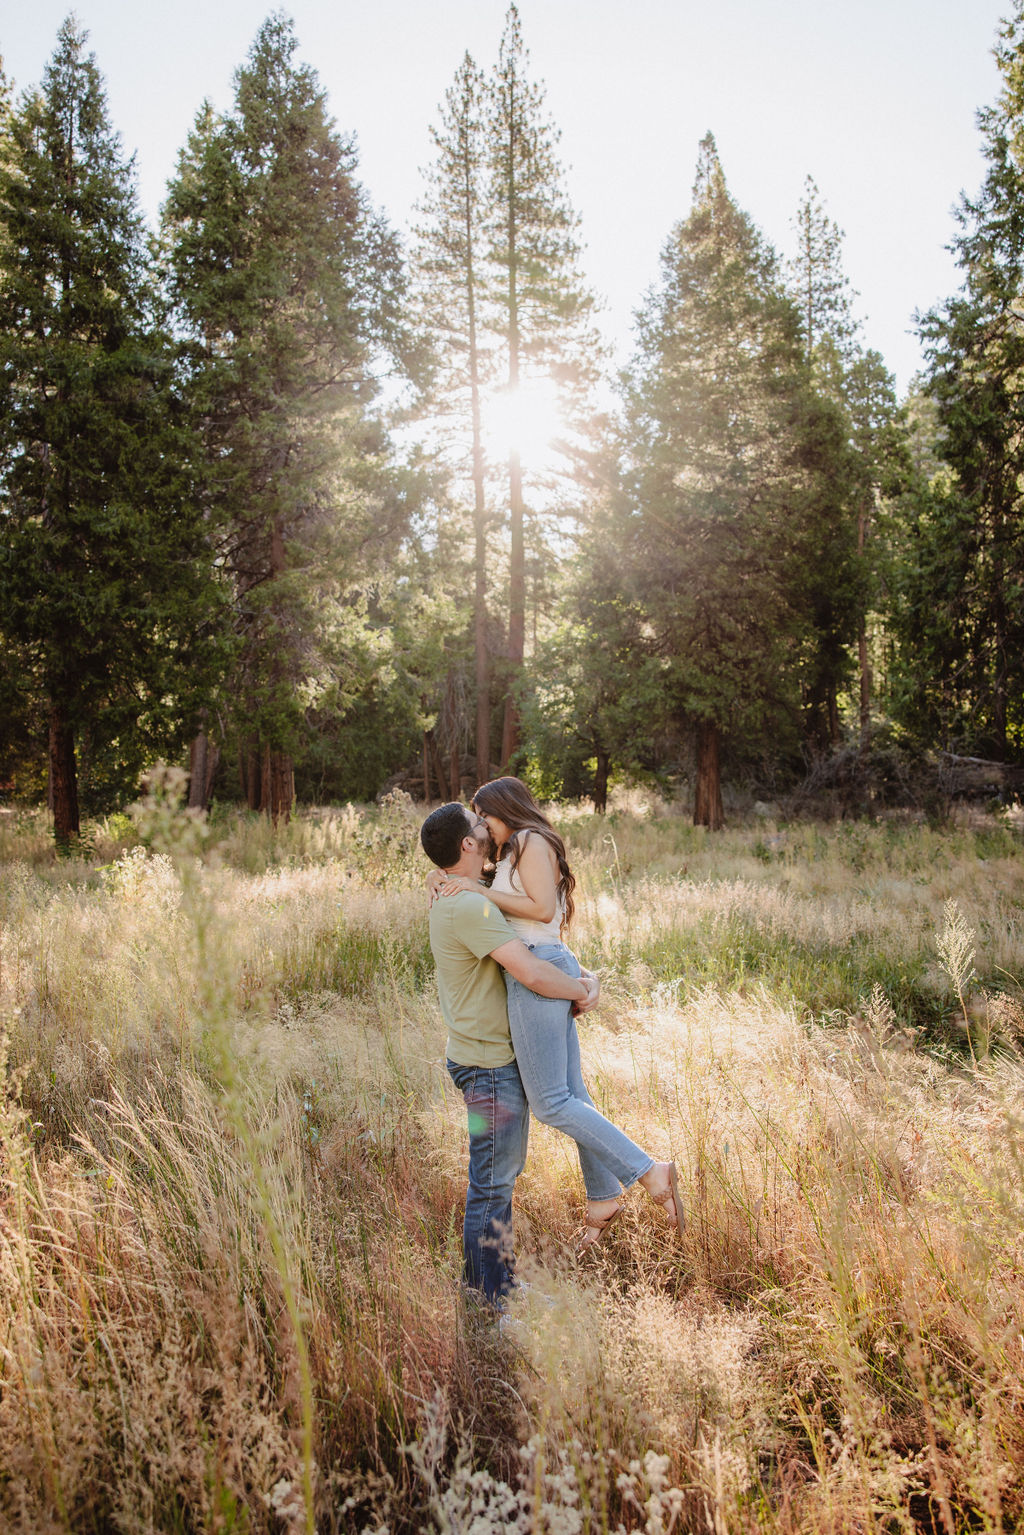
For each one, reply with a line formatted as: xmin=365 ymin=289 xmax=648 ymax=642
xmin=481 ymin=377 xmax=564 ymax=474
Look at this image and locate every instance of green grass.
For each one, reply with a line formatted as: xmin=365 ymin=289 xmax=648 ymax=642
xmin=279 ymin=921 xmax=435 ymax=1000
xmin=592 ymin=912 xmax=952 ymax=1031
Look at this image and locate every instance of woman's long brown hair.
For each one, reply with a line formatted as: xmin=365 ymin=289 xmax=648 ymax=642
xmin=471 ymin=777 xmax=576 ymax=931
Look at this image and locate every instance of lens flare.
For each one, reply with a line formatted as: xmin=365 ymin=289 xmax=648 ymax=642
xmin=482 ymin=378 xmax=563 ymax=472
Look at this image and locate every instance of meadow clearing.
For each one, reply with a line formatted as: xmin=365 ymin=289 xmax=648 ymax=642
xmin=0 ymin=782 xmax=1022 ymax=1533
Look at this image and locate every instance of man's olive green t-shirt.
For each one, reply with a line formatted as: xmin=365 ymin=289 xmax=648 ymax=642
xmin=428 ymin=889 xmax=518 ymax=1067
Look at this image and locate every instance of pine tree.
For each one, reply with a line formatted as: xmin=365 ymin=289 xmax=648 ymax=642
xmin=842 ymin=348 xmax=906 ymax=745
xmin=411 ymin=53 xmax=494 ymax=783
xmin=0 ymin=21 xmax=214 ymax=845
xmin=486 ymin=4 xmax=599 ymax=766
xmin=786 ymin=177 xmax=906 ymax=753
xmin=903 ymin=2 xmax=1024 ymax=757
xmin=409 ymin=11 xmax=601 ymax=780
xmin=789 ymin=177 xmax=858 ymax=384
xmin=620 ymin=135 xmax=835 ymax=827
xmin=163 ymin=16 xmax=406 ymax=819
xmin=0 ymin=59 xmax=11 ymax=159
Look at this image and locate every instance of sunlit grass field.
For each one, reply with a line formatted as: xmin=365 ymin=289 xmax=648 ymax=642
xmin=1 ymin=783 xmax=1023 ymax=1532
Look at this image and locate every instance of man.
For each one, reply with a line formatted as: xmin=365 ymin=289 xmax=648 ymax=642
xmin=420 ymin=801 xmax=599 ymax=1307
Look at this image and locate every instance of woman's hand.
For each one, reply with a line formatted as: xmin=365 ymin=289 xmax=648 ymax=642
xmin=572 ymin=970 xmax=601 ymax=1015
xmin=427 ymin=871 xmax=482 ymax=904
xmin=437 ymin=874 xmax=482 ymax=896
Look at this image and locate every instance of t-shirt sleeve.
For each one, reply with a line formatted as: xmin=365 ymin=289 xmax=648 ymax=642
xmin=457 ymin=891 xmax=517 ymax=957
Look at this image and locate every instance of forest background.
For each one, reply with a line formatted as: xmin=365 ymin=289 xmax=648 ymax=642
xmin=5 ymin=10 xmax=1024 ymax=1531
xmin=2 ymin=0 xmax=1024 ymax=840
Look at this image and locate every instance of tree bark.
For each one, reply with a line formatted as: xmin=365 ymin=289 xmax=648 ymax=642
xmin=467 ymin=193 xmax=490 ymax=786
xmin=827 ymin=685 xmax=841 ymax=749
xmin=474 ymin=532 xmax=490 ymax=784
xmin=592 ymin=747 xmax=610 ymax=814
xmin=858 ymin=622 xmax=871 ymax=751
xmin=443 ymin=668 xmax=462 ymax=800
xmin=422 ymin=733 xmax=435 ymax=803
xmin=426 ymin=728 xmax=449 ymax=801
xmin=48 ymin=703 xmax=80 ymax=847
xmin=188 ymin=721 xmax=221 ymax=812
xmin=260 ymin=740 xmax=272 ymax=814
xmin=693 ymin=720 xmax=725 ymax=830
xmin=268 ymin=750 xmax=293 ymax=825
xmin=241 ymin=741 xmax=262 ymax=811
xmin=991 ymin=516 xmax=1008 ymax=757
xmin=500 ymin=116 xmax=522 ymax=772
xmin=263 ymin=514 xmax=295 ymax=822
xmin=857 ymin=505 xmax=871 ymax=751
xmin=803 ymin=682 xmax=829 ymax=760
xmin=450 ymin=738 xmax=462 ymax=801
xmin=188 ymin=734 xmax=208 ymax=810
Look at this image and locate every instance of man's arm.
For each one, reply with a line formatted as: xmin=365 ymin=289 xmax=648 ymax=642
xmin=490 ymin=939 xmax=600 ymax=1013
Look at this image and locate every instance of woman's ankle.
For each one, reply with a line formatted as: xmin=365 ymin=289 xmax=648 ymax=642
xmin=638 ymin=1160 xmax=670 ymax=1193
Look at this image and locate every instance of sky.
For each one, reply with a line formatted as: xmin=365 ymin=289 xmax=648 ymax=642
xmin=1 ymin=0 xmax=1011 ymax=395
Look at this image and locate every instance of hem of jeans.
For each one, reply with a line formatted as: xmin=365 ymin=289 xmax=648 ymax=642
xmin=516 ymin=1103 xmax=653 ymax=1188
xmin=582 ymin=1183 xmax=626 ymax=1202
xmin=460 ymin=1283 xmax=510 ymax=1315
xmin=617 ymin=1155 xmax=656 ymax=1192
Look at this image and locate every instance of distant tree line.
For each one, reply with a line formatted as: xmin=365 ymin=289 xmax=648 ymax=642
xmin=2 ymin=6 xmax=1023 ymax=846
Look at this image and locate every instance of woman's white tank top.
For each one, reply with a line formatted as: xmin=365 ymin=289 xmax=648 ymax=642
xmin=490 ymin=833 xmax=564 ymax=943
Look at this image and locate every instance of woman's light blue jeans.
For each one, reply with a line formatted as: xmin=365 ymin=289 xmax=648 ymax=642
xmin=505 ymin=942 xmax=653 ymax=1202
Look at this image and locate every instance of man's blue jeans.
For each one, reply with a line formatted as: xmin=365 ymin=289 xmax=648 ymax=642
xmin=446 ymin=1058 xmax=529 ymax=1306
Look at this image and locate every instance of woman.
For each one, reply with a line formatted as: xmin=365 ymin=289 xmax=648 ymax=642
xmin=431 ymin=776 xmax=683 ymax=1251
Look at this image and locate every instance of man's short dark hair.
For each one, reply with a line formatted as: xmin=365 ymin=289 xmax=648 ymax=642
xmin=420 ymin=802 xmax=473 ymax=869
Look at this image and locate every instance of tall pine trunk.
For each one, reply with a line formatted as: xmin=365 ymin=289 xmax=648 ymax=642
xmin=445 ymin=670 xmax=462 ymax=797
xmin=499 ymin=105 xmax=522 ymax=773
xmin=991 ymin=508 xmax=1009 ymax=757
xmin=857 ymin=505 xmax=871 ymax=751
xmin=48 ymin=703 xmax=80 ymax=847
xmin=501 ymin=443 xmax=524 ymax=767
xmin=465 ymin=154 xmax=491 ymax=785
xmin=252 ymin=740 xmax=292 ymax=824
xmin=474 ymin=489 xmax=490 ymax=783
xmin=241 ymin=741 xmax=261 ymax=811
xmin=264 ymin=514 xmax=294 ymax=824
xmin=268 ymin=751 xmax=293 ymax=824
xmin=422 ymin=732 xmax=433 ymax=802
xmin=485 ymin=10 xmax=593 ymax=771
xmin=693 ymin=720 xmax=724 ymax=830
xmin=592 ymin=747 xmax=610 ymax=814
xmin=450 ymin=738 xmax=462 ymax=800
xmin=188 ymin=714 xmax=220 ymax=811
xmin=827 ymin=686 xmax=841 ymax=748
xmin=426 ymin=728 xmax=449 ymax=801
xmin=858 ymin=624 xmax=871 ymax=750
xmin=260 ymin=741 xmax=273 ymax=814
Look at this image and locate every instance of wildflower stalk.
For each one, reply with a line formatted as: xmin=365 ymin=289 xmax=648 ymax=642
xmin=937 ymin=898 xmax=979 ymax=1065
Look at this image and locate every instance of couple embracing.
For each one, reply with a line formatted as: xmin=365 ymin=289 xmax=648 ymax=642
xmin=420 ymin=776 xmax=683 ymax=1310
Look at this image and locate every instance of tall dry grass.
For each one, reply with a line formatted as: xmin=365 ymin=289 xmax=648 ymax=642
xmin=1 ymin=786 xmax=1023 ymax=1530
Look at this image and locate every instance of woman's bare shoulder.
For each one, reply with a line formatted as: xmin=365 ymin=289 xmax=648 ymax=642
xmin=517 ymin=829 xmax=557 ymax=864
